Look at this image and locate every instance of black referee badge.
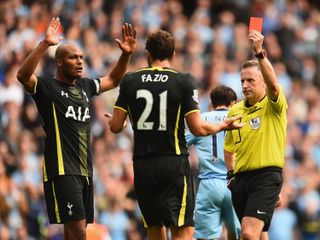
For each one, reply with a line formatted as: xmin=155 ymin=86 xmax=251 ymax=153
xmin=249 ymin=117 xmax=261 ymax=129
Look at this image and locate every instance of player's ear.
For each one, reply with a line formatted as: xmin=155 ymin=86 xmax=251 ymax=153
xmin=169 ymin=50 xmax=176 ymax=62
xmin=56 ymin=58 xmax=63 ymax=67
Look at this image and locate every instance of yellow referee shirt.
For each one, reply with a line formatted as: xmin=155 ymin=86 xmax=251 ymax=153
xmin=224 ymin=87 xmax=287 ymax=173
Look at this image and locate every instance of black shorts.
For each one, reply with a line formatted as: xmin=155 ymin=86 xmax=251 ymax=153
xmin=44 ymin=175 xmax=94 ymax=224
xmin=229 ymin=167 xmax=283 ymax=231
xmin=133 ymin=155 xmax=195 ymax=228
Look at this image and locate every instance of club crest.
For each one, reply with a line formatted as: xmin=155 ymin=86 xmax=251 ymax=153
xmin=249 ymin=117 xmax=261 ymax=129
xmin=192 ymin=89 xmax=199 ymax=103
xmin=67 ymin=202 xmax=73 ymax=216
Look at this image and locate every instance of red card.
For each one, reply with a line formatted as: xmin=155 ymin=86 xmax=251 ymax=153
xmin=249 ymin=17 xmax=263 ymax=32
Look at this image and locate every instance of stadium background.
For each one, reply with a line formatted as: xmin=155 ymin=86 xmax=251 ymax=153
xmin=0 ymin=0 xmax=319 ymax=239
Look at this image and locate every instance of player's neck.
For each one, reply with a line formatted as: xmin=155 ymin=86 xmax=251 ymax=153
xmin=246 ymin=94 xmax=266 ymax=106
xmin=149 ymin=59 xmax=171 ymax=68
xmin=55 ymin=73 xmax=76 ymax=85
xmin=215 ymin=105 xmax=229 ymax=110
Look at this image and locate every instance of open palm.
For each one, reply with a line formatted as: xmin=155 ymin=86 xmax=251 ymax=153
xmin=116 ymin=23 xmax=137 ymax=54
xmin=45 ymin=17 xmax=63 ymax=46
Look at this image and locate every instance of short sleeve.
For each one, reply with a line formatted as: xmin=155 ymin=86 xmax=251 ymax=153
xmin=114 ymin=74 xmax=129 ymax=113
xmin=182 ymin=73 xmax=200 ymax=116
xmin=83 ymin=78 xmax=100 ymax=97
xmin=93 ymin=78 xmax=101 ymax=95
xmin=268 ymin=86 xmax=288 ymax=114
xmin=31 ymin=76 xmax=47 ymax=101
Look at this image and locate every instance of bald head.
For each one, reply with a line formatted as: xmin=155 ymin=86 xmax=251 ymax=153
xmin=54 ymin=42 xmax=84 ymax=82
xmin=55 ymin=42 xmax=82 ymax=60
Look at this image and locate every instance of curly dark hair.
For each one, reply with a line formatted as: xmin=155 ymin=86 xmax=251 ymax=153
xmin=145 ymin=30 xmax=175 ymax=61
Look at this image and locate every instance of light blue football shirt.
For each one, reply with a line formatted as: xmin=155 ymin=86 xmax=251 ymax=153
xmin=185 ymin=109 xmax=228 ymax=180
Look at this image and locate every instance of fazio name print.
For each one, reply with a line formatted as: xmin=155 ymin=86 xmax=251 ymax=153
xmin=141 ymin=74 xmax=168 ymax=82
xmin=65 ymin=106 xmax=90 ymax=122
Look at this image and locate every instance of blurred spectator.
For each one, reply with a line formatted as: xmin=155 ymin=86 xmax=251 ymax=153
xmin=269 ymin=184 xmax=300 ymax=240
xmin=0 ymin=65 xmax=24 ymax=106
xmin=99 ymin=197 xmax=130 ymax=240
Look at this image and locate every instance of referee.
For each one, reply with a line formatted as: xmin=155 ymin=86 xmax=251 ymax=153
xmin=224 ymin=30 xmax=287 ymax=240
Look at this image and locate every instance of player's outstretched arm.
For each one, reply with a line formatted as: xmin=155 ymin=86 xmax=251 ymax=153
xmin=17 ymin=17 xmax=63 ymax=93
xmin=99 ymin=23 xmax=137 ymax=92
xmin=186 ymin=112 xmax=244 ymax=136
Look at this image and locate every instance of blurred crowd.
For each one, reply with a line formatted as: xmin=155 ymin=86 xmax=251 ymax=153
xmin=0 ymin=0 xmax=319 ymax=239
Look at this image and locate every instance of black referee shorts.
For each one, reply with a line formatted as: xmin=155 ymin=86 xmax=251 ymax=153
xmin=229 ymin=167 xmax=283 ymax=231
xmin=44 ymin=175 xmax=94 ymax=224
xmin=133 ymin=155 xmax=195 ymax=228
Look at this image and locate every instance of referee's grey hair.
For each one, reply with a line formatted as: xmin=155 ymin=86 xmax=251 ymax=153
xmin=241 ymin=60 xmax=261 ymax=71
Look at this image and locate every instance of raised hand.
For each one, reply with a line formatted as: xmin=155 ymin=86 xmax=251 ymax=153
xmin=115 ymin=23 xmax=137 ymax=54
xmin=44 ymin=17 xmax=63 ymax=46
xmin=248 ymin=30 xmax=264 ymax=55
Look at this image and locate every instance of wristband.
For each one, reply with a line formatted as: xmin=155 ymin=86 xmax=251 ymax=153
xmin=255 ymin=49 xmax=267 ymax=60
xmin=226 ymin=170 xmax=234 ymax=180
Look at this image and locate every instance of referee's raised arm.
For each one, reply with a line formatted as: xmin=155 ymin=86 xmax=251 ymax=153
xmin=248 ymin=30 xmax=279 ymax=101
